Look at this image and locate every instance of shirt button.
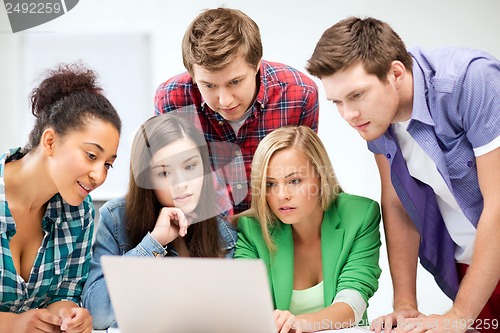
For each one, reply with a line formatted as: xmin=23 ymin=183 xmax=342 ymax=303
xmin=386 ymin=153 xmax=391 ymax=159
xmin=467 ymin=160 xmax=474 ymax=167
xmin=236 ymin=184 xmax=243 ymax=190
xmin=218 ymin=121 xmax=224 ymax=126
xmin=235 ymin=151 xmax=242 ymax=157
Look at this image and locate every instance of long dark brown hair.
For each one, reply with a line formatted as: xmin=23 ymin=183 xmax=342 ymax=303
xmin=125 ymin=114 xmax=222 ymax=257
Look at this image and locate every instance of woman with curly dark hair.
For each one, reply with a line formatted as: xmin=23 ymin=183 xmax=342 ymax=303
xmin=0 ymin=63 xmax=121 ymax=333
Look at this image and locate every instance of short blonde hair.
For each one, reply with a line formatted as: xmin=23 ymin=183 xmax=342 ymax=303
xmin=181 ymin=7 xmax=262 ymax=75
xmin=245 ymin=126 xmax=342 ymax=251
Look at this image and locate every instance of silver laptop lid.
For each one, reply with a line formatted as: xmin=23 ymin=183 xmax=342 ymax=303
xmin=101 ymin=256 xmax=276 ymax=333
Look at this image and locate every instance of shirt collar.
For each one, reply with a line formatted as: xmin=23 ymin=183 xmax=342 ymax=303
xmin=254 ymin=61 xmax=267 ymax=108
xmin=0 ymin=148 xmax=22 ymax=235
xmin=0 ymin=148 xmax=73 ymax=236
xmin=410 ymin=55 xmax=435 ymax=126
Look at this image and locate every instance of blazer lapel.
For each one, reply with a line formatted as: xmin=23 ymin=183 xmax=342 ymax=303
xmin=321 ymin=203 xmax=344 ymax=306
xmin=270 ymin=224 xmax=295 ymax=310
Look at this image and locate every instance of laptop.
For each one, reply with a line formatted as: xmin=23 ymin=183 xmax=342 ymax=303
xmin=101 ymin=256 xmax=277 ymax=333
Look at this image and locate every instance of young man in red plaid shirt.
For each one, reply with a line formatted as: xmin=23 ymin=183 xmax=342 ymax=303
xmin=155 ymin=7 xmax=319 ymax=215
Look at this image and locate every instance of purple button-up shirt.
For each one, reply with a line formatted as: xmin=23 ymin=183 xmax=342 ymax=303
xmin=368 ymin=47 xmax=500 ymax=299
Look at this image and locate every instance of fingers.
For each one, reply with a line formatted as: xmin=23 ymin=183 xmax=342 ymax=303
xmin=385 ymin=315 xmax=397 ymax=333
xmin=371 ymin=310 xmax=426 ymax=333
xmin=394 ymin=319 xmax=426 ymax=333
xmin=34 ymin=319 xmax=60 ymax=333
xmin=59 ymin=308 xmax=92 ymax=333
xmin=152 ymin=207 xmax=190 ymax=245
xmin=36 ymin=323 xmax=61 ymax=333
xmin=17 ymin=309 xmax=61 ymax=333
xmin=274 ymin=310 xmax=289 ymax=332
xmin=294 ymin=321 xmax=303 ymax=333
xmin=38 ymin=310 xmax=62 ymax=327
xmin=274 ymin=310 xmax=301 ymax=333
xmin=370 ymin=315 xmax=383 ymax=332
xmin=370 ymin=314 xmax=396 ymax=333
xmin=393 ymin=316 xmax=445 ymax=333
xmin=172 ymin=208 xmax=188 ymax=237
xmin=163 ymin=207 xmax=188 ymax=237
xmin=59 ymin=307 xmax=74 ymax=330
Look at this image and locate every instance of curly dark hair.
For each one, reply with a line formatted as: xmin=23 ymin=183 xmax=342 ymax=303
xmin=24 ymin=62 xmax=122 ymax=153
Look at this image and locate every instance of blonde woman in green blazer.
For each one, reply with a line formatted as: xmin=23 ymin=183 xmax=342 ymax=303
xmin=234 ymin=126 xmax=381 ymax=332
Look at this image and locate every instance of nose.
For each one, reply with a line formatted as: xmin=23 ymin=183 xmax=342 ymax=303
xmin=90 ymin=166 xmax=107 ymax=188
xmin=340 ymin=104 xmax=360 ymax=123
xmin=175 ymin=182 xmax=188 ymax=191
xmin=277 ymin=184 xmax=291 ymax=201
xmin=218 ymin=88 xmax=234 ymax=108
xmin=170 ymin=170 xmax=190 ymax=189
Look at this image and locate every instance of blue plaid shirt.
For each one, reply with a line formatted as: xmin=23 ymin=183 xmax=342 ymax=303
xmin=0 ymin=148 xmax=94 ymax=313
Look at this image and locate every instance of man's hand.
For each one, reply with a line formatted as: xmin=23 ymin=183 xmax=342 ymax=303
xmin=371 ymin=308 xmax=424 ymax=333
xmin=393 ymin=309 xmax=468 ymax=333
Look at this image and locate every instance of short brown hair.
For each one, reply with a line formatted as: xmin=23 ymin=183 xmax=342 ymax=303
xmin=181 ymin=7 xmax=263 ymax=75
xmin=306 ymin=17 xmax=413 ymax=81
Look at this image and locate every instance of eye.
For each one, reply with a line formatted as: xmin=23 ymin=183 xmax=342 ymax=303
xmin=87 ymin=152 xmax=97 ymax=160
xmin=229 ymin=79 xmax=240 ymax=86
xmin=204 ymin=83 xmax=215 ymax=89
xmin=289 ymin=178 xmax=301 ymax=185
xmin=104 ymin=163 xmax=113 ymax=170
xmin=157 ymin=170 xmax=170 ymax=178
xmin=351 ymin=91 xmax=363 ymax=99
xmin=265 ymin=182 xmax=275 ymax=188
xmin=332 ymin=100 xmax=341 ymax=106
xmin=185 ymin=163 xmax=197 ymax=171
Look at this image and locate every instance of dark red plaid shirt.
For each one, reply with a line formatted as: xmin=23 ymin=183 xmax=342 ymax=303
xmin=154 ymin=60 xmax=319 ymax=214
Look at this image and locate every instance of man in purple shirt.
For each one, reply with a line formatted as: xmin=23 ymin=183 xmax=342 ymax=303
xmin=306 ymin=17 xmax=499 ymax=333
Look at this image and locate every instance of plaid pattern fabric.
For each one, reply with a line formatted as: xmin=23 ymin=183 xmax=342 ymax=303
xmin=0 ymin=148 xmax=94 ymax=313
xmin=155 ymin=60 xmax=319 ymax=213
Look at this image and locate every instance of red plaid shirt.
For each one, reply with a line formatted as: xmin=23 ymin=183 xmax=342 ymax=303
xmin=154 ymin=60 xmax=319 ymax=214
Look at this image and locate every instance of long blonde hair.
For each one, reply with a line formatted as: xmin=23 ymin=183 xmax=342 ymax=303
xmin=243 ymin=126 xmax=342 ymax=251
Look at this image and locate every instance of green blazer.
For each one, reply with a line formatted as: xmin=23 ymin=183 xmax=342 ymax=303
xmin=235 ymin=193 xmax=382 ymax=320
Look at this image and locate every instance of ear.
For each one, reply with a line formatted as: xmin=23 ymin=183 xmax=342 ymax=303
xmin=388 ymin=60 xmax=407 ymax=87
xmin=255 ymin=59 xmax=262 ymax=74
xmin=40 ymin=128 xmax=57 ymax=156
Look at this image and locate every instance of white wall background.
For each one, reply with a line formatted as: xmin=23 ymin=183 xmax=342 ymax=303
xmin=1 ymin=0 xmax=499 ymax=322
